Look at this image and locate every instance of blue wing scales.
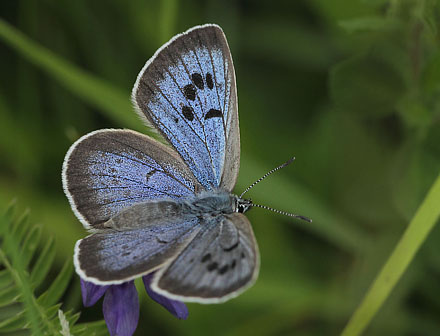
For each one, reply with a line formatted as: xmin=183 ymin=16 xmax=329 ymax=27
xmin=75 ymin=217 xmax=201 ymax=284
xmin=62 ymin=129 xmax=202 ymax=230
xmin=133 ymin=24 xmax=239 ymax=190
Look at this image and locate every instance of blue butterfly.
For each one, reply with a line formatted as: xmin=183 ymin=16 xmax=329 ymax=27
xmin=62 ymin=24 xmax=308 ymax=304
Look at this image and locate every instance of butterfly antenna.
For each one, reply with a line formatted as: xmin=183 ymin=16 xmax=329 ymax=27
xmin=240 ymin=157 xmax=296 ymax=198
xmin=252 ymin=203 xmax=312 ymax=223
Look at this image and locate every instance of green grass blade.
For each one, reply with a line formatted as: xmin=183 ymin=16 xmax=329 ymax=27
xmin=0 ymin=19 xmax=141 ymax=132
xmin=341 ymin=171 xmax=440 ymax=336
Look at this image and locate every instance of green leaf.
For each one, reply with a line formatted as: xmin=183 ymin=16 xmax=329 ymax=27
xmin=0 ymin=286 xmax=20 ymax=307
xmin=72 ymin=320 xmax=108 ymax=336
xmin=21 ymin=226 xmax=41 ymax=268
xmin=65 ymin=310 xmax=81 ymax=326
xmin=0 ymin=270 xmax=13 ymax=289
xmin=0 ymin=310 xmax=26 ymax=332
xmin=30 ymin=237 xmax=56 ymax=288
xmin=3 ymin=200 xmax=17 ymax=223
xmin=10 ymin=210 xmax=31 ymax=245
xmin=38 ymin=261 xmax=73 ymax=307
xmin=0 ymin=202 xmax=106 ymax=334
xmin=341 ymin=171 xmax=440 ymax=335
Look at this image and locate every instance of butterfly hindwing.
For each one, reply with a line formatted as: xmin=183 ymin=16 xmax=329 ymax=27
xmin=75 ymin=216 xmax=201 ymax=284
xmin=132 ymin=24 xmax=240 ymax=191
xmin=62 ymin=129 xmax=203 ymax=230
xmin=151 ymin=213 xmax=260 ymax=303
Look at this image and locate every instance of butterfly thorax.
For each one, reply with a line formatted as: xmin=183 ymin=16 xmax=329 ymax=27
xmin=184 ymin=190 xmax=253 ymax=216
xmin=102 ymin=190 xmax=252 ymax=231
xmin=184 ymin=190 xmax=235 ymax=216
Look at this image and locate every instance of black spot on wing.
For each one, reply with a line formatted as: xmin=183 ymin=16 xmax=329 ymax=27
xmin=182 ymin=106 xmax=194 ymax=121
xmin=191 ymin=73 xmax=204 ymax=90
xmin=183 ymin=84 xmax=196 ymax=101
xmin=207 ymin=262 xmax=218 ymax=272
xmin=218 ymin=264 xmax=229 ymax=275
xmin=205 ymin=109 xmax=223 ymax=120
xmin=201 ymin=253 xmax=211 ymax=262
xmin=206 ymin=73 xmax=214 ymax=90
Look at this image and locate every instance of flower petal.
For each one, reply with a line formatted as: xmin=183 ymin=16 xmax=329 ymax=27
xmin=103 ymin=282 xmax=139 ymax=336
xmin=80 ymin=278 xmax=109 ymax=307
xmin=143 ymin=273 xmax=189 ymax=320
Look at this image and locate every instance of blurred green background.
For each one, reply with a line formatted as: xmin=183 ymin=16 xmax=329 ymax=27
xmin=1 ymin=0 xmax=440 ymax=335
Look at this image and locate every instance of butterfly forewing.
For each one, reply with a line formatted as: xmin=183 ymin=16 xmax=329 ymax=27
xmin=62 ymin=129 xmax=203 ymax=230
xmin=151 ymin=213 xmax=260 ymax=303
xmin=132 ymin=24 xmax=240 ymax=191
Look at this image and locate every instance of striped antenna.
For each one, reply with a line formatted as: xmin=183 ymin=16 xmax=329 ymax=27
xmin=240 ymin=157 xmax=295 ymax=198
xmin=239 ymin=157 xmax=312 ymax=223
xmin=252 ymin=203 xmax=312 ymax=223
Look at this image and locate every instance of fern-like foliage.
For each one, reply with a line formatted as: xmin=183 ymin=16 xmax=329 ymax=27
xmin=0 ymin=201 xmax=108 ymax=336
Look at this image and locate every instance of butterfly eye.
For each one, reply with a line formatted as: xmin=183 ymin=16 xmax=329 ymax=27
xmin=236 ymin=199 xmax=252 ymax=213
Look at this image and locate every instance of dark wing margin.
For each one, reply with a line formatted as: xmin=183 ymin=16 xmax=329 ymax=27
xmin=150 ymin=213 xmax=260 ymax=303
xmin=62 ymin=129 xmax=202 ymax=230
xmin=132 ymin=24 xmax=240 ymax=191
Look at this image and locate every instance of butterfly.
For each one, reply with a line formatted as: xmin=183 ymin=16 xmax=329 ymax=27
xmin=62 ymin=24 xmax=308 ymax=304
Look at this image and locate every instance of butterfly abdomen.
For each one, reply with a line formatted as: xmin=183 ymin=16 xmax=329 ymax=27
xmin=104 ymin=200 xmax=187 ymax=230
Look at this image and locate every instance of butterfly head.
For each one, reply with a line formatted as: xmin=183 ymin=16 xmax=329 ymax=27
xmin=234 ymin=196 xmax=253 ymax=214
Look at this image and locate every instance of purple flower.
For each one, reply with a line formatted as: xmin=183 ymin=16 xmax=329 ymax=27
xmin=142 ymin=273 xmax=188 ymax=319
xmin=80 ymin=273 xmax=188 ymax=336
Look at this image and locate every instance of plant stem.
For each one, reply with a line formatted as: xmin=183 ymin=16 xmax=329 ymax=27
xmin=341 ymin=171 xmax=440 ymax=335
